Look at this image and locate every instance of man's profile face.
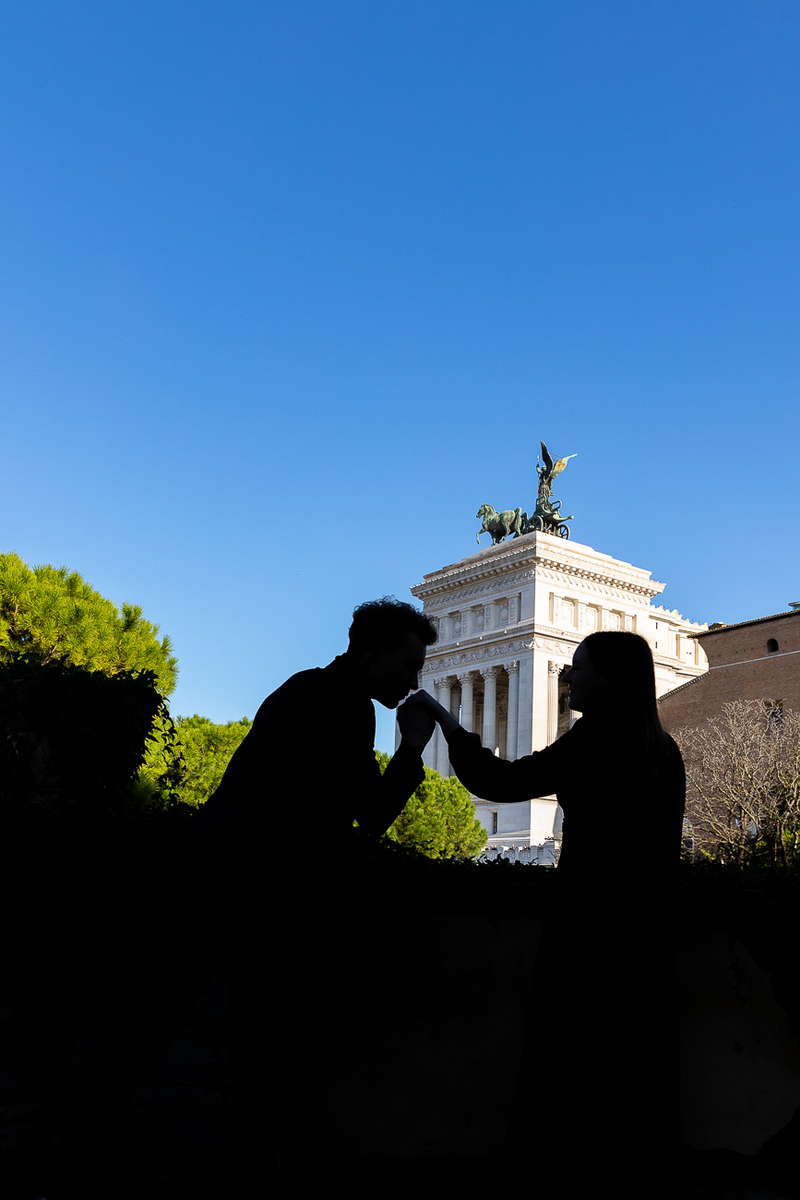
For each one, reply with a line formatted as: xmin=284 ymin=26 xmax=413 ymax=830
xmin=361 ymin=632 xmax=428 ymax=708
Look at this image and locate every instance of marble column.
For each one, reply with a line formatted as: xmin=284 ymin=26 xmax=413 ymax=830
xmin=458 ymin=671 xmax=475 ymax=733
xmin=505 ymin=660 xmax=519 ymax=760
xmin=419 ymin=674 xmax=437 ymax=768
xmin=436 ymin=677 xmax=452 ymax=776
xmin=481 ymin=666 xmax=499 ymax=754
xmin=516 ymin=652 xmax=534 ymax=757
xmin=547 ymin=661 xmax=560 ymax=745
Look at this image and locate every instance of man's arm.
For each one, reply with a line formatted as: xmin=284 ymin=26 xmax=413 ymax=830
xmin=353 ymin=698 xmax=435 ymax=836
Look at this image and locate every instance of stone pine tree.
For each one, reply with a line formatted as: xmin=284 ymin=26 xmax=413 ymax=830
xmin=168 ymin=715 xmax=252 ymax=807
xmin=1 ymin=552 xmax=181 ymax=805
xmin=376 ymin=750 xmax=487 ymax=860
xmin=0 ymin=553 xmax=177 ymax=694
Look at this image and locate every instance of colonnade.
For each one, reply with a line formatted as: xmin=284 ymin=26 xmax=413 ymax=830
xmin=415 ymin=658 xmax=574 ymax=777
xmin=428 ymin=660 xmax=521 ymax=776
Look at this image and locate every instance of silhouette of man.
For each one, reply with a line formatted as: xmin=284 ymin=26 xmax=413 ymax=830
xmin=198 ymin=598 xmax=438 ymax=1178
xmin=40 ymin=604 xmax=435 ymax=1193
xmin=202 ymin=596 xmax=438 ymax=846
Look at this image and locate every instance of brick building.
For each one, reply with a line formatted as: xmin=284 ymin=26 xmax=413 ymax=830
xmin=659 ymin=606 xmax=800 ymax=732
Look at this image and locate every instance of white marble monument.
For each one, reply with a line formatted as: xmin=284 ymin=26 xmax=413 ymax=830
xmin=407 ymin=532 xmax=707 ymax=856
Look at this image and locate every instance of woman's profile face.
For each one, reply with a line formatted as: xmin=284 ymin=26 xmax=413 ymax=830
xmin=563 ymin=642 xmax=611 ymax=714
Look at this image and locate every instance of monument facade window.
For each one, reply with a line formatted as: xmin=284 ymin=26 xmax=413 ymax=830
xmin=490 ymin=811 xmax=498 ymax=835
xmin=767 ymin=638 xmax=779 ymax=654
xmin=558 ymin=597 xmax=576 ymax=627
xmin=582 ymin=604 xmax=599 ymax=631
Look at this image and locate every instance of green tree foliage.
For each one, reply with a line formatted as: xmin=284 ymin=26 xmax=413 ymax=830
xmin=377 ymin=751 xmax=487 ymax=860
xmin=0 ymin=553 xmax=177 ymax=695
xmin=0 ymin=656 xmax=166 ymax=821
xmin=169 ymin=714 xmax=251 ymax=807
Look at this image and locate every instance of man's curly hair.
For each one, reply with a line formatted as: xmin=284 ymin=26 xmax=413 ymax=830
xmin=348 ymin=597 xmax=437 ymax=653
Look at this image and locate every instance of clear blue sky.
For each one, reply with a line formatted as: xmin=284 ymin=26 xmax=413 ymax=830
xmin=3 ymin=2 xmax=799 ymax=751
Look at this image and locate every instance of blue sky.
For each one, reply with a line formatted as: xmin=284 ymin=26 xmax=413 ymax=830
xmin=3 ymin=1 xmax=799 ymax=751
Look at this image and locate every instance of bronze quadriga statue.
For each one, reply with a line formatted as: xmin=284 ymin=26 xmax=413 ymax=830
xmin=475 ymin=442 xmax=577 ymax=545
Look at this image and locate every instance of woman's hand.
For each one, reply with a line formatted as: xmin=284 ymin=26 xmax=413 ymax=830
xmin=402 ymin=690 xmax=461 ymax=739
xmin=396 ymin=692 xmax=436 ymax=751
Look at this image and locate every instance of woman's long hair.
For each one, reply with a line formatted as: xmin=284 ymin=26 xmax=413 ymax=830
xmin=580 ymin=631 xmax=668 ymax=764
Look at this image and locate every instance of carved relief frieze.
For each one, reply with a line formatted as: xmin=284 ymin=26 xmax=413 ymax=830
xmin=533 ymin=635 xmax=580 ymax=657
xmin=424 ymin=636 xmax=535 ymax=673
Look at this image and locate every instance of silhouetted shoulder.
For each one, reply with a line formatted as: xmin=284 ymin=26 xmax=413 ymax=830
xmin=664 ymin=731 xmax=684 ymax=763
xmin=660 ymin=731 xmax=686 ymax=782
xmin=252 ymin=656 xmax=361 ymax=730
xmin=251 ymin=665 xmax=327 ymax=729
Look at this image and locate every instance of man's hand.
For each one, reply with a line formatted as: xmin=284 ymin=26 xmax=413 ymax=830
xmin=403 ymin=689 xmax=462 ymax=740
xmin=396 ymin=692 xmax=437 ymax=751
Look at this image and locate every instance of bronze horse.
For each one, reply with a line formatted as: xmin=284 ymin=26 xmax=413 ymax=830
xmin=475 ymin=504 xmax=526 ymax=544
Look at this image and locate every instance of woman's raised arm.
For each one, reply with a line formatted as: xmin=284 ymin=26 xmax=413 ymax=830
xmin=404 ymin=691 xmax=569 ymax=804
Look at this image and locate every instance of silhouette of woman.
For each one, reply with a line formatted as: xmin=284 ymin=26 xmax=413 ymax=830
xmin=414 ymin=632 xmax=685 ymax=1192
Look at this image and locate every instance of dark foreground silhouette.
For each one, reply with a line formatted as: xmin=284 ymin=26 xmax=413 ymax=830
xmin=2 ymin=599 xmax=440 ymax=1196
xmin=3 ymin=627 xmax=800 ymax=1198
xmin=193 ymin=599 xmax=438 ymax=1180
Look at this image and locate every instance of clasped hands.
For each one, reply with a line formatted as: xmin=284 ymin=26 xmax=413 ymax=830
xmin=397 ymin=689 xmax=459 ymax=751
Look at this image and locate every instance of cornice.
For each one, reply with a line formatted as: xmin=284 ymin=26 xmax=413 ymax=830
xmin=419 ymin=570 xmax=534 ymax=609
xmin=412 ymin=537 xmax=665 ymax=601
xmin=529 ymin=561 xmax=662 ymax=598
xmin=410 ymin=536 xmax=541 ymax=596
